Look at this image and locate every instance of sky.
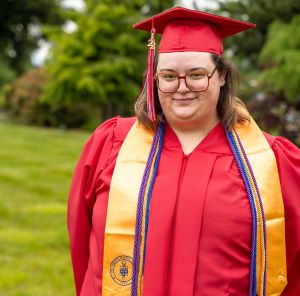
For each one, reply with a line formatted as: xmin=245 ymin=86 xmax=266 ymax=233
xmin=180 ymin=0 xmax=219 ymax=9
xmin=31 ymin=0 xmax=219 ymax=65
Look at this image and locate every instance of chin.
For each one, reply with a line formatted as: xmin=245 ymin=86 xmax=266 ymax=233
xmin=172 ymin=107 xmax=200 ymax=118
xmin=172 ymin=111 xmax=200 ymax=122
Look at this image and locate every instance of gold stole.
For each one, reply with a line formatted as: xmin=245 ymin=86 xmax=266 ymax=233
xmin=101 ymin=119 xmax=287 ymax=295
xmin=235 ymin=119 xmax=287 ymax=295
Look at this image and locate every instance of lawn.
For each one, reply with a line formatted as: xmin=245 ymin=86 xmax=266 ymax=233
xmin=0 ymin=120 xmax=91 ymax=295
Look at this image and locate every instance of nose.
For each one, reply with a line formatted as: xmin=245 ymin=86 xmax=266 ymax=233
xmin=177 ymin=77 xmax=190 ymax=93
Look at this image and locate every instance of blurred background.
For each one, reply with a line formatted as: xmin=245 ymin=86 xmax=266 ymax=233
xmin=0 ymin=0 xmax=299 ymax=295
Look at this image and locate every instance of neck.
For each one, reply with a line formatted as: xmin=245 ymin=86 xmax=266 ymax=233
xmin=167 ymin=115 xmax=220 ymax=155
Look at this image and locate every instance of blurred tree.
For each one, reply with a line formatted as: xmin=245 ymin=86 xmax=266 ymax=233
xmin=4 ymin=67 xmax=99 ymax=129
xmin=202 ymin=0 xmax=300 ymax=100
xmin=0 ymin=53 xmax=16 ymax=86
xmin=253 ymin=15 xmax=300 ymax=145
xmin=195 ymin=0 xmax=300 ymax=144
xmin=259 ymin=15 xmax=300 ymax=103
xmin=0 ymin=0 xmax=65 ymax=84
xmin=210 ymin=0 xmax=300 ymax=67
xmin=44 ymin=0 xmax=173 ymax=124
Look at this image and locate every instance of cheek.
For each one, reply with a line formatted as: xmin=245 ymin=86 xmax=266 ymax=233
xmin=201 ymin=82 xmax=221 ymax=111
xmin=157 ymin=91 xmax=169 ymax=108
xmin=207 ymin=79 xmax=222 ymax=98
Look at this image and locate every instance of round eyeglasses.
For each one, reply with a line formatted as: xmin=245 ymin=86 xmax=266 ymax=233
xmin=155 ymin=66 xmax=218 ymax=93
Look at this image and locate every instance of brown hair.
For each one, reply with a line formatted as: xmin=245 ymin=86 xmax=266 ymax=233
xmin=134 ymin=53 xmax=250 ymax=131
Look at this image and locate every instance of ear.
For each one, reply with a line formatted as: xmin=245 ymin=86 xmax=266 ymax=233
xmin=219 ymin=71 xmax=226 ymax=86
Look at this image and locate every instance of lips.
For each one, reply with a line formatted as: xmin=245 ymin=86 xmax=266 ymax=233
xmin=172 ymin=97 xmax=196 ymax=101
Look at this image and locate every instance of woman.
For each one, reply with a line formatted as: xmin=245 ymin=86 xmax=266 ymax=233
xmin=67 ymin=6 xmax=300 ymax=296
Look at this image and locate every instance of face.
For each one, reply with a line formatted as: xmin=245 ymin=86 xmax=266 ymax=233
xmin=156 ymin=51 xmax=225 ymax=129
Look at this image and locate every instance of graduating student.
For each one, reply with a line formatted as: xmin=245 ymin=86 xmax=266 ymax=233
xmin=67 ymin=6 xmax=300 ymax=296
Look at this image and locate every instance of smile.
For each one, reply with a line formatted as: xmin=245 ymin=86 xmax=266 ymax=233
xmin=172 ymin=97 xmax=196 ymax=101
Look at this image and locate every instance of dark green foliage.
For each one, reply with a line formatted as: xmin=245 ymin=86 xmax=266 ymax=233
xmin=248 ymin=92 xmax=300 ymax=145
xmin=259 ymin=15 xmax=300 ymax=103
xmin=254 ymin=15 xmax=300 ymax=145
xmin=206 ymin=0 xmax=300 ymax=90
xmin=0 ymin=53 xmax=17 ymax=86
xmin=43 ymin=0 xmax=173 ymax=124
xmin=0 ymin=0 xmax=65 ymax=83
xmin=211 ymin=0 xmax=300 ymax=65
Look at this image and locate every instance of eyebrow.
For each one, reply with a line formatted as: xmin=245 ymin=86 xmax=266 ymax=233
xmin=158 ymin=67 xmax=208 ymax=72
xmin=190 ymin=67 xmax=207 ymax=71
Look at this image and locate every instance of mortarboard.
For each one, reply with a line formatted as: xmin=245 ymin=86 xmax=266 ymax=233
xmin=133 ymin=6 xmax=256 ymax=121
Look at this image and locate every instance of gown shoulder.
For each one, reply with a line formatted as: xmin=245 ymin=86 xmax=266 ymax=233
xmin=264 ymin=133 xmax=300 ymax=294
xmin=67 ymin=116 xmax=135 ymax=295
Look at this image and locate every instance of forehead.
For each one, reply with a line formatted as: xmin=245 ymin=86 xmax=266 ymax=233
xmin=157 ymin=51 xmax=214 ymax=70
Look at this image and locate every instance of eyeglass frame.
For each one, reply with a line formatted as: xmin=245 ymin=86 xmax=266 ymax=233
xmin=155 ymin=63 xmax=219 ymax=93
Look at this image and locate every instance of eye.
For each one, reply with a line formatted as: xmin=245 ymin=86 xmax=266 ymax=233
xmin=188 ymin=70 xmax=208 ymax=80
xmin=158 ymin=72 xmax=177 ymax=81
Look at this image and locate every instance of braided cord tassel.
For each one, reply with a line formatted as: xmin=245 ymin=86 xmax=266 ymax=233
xmin=132 ymin=123 xmax=165 ymax=296
xmin=146 ymin=28 xmax=156 ymax=122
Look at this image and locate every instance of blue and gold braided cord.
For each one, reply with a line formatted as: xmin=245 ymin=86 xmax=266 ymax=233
xmin=137 ymin=144 xmax=159 ymax=295
xmin=132 ymin=123 xmax=165 ymax=296
xmin=226 ymin=130 xmax=258 ymax=295
xmin=131 ymin=126 xmax=159 ymax=296
xmin=233 ymin=129 xmax=267 ymax=295
xmin=226 ymin=127 xmax=267 ymax=296
xmin=142 ymin=123 xmax=165 ymax=268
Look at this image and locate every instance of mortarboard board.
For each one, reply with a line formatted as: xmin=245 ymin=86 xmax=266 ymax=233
xmin=134 ymin=6 xmax=256 ymax=55
xmin=133 ymin=6 xmax=256 ymax=121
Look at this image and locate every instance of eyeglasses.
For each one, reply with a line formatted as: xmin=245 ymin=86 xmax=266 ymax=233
xmin=155 ymin=65 xmax=218 ymax=93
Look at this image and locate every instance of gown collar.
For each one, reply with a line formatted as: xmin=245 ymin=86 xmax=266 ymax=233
xmin=164 ymin=121 xmax=232 ymax=155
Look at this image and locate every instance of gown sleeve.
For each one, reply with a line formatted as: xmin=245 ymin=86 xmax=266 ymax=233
xmin=67 ymin=117 xmax=118 ymax=295
xmin=270 ymin=136 xmax=300 ymax=295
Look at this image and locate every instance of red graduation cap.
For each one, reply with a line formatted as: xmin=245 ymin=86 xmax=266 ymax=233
xmin=133 ymin=6 xmax=256 ymax=121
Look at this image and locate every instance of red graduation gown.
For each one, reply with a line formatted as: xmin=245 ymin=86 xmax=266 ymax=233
xmin=67 ymin=116 xmax=300 ymax=296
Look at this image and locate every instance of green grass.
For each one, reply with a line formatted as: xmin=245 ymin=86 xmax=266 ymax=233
xmin=0 ymin=121 xmax=91 ymax=295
